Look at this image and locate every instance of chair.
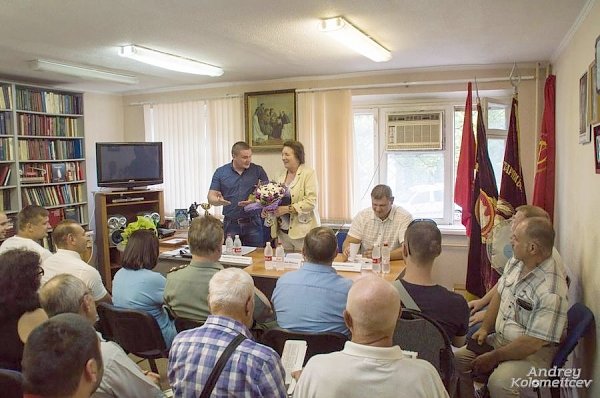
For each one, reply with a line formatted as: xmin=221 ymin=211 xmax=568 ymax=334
xmin=393 ymin=309 xmax=456 ymax=394
xmin=261 ymin=328 xmax=348 ymax=366
xmin=335 ymin=231 xmax=348 ymax=253
xmin=97 ymin=302 xmax=169 ymax=373
xmin=0 ymin=368 xmax=23 ymax=398
xmin=174 ymin=317 xmax=204 ymax=333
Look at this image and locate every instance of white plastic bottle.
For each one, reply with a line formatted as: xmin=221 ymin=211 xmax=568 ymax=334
xmin=274 ymin=241 xmax=285 ymax=271
xmin=233 ymin=234 xmax=242 ymax=256
xmin=264 ymin=241 xmax=274 ymax=270
xmin=225 ymin=234 xmax=234 ymax=255
xmin=371 ymin=243 xmax=381 ymax=274
xmin=381 ymin=242 xmax=391 ymax=274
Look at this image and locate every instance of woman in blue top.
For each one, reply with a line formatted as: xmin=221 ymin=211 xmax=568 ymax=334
xmin=112 ymin=229 xmax=177 ymax=347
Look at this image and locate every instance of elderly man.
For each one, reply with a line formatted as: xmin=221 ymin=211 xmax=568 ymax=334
xmin=455 ymin=218 xmax=568 ymax=398
xmin=22 ymin=313 xmax=104 ymax=398
xmin=168 ymin=268 xmax=286 ymax=398
xmin=342 ymin=184 xmax=412 ymax=260
xmin=272 ymin=226 xmax=352 ymax=335
xmin=294 ymin=275 xmax=448 ymax=398
xmin=39 ymin=274 xmax=164 ymax=398
xmin=392 ymin=219 xmax=469 ymax=347
xmin=0 ymin=205 xmax=52 ymax=261
xmin=42 ymin=219 xmax=112 ymax=304
xmin=164 ymin=215 xmax=272 ymax=323
xmin=208 ymin=141 xmax=269 ymax=247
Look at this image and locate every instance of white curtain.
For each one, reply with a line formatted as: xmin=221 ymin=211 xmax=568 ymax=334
xmin=297 ymin=90 xmax=353 ymax=220
xmin=144 ymin=96 xmax=243 ymax=216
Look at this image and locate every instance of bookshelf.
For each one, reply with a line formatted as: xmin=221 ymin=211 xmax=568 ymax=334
xmin=0 ymin=81 xmax=88 ymax=232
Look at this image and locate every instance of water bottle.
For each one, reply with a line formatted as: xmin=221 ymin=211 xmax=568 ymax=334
xmin=264 ymin=241 xmax=274 ymax=270
xmin=381 ymin=242 xmax=391 ymax=274
xmin=371 ymin=243 xmax=381 ymax=274
xmin=233 ymin=235 xmax=242 ymax=256
xmin=225 ymin=234 xmax=234 ymax=255
xmin=274 ymin=241 xmax=285 ymax=271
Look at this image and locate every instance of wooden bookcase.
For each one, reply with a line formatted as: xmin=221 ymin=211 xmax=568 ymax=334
xmin=95 ymin=189 xmax=164 ymax=291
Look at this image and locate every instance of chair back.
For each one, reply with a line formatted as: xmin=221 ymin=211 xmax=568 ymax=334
xmin=174 ymin=317 xmax=205 ymax=333
xmin=393 ymin=309 xmax=456 ymax=392
xmin=0 ymin=368 xmax=23 ymax=398
xmin=261 ymin=328 xmax=347 ymax=366
xmin=97 ymin=302 xmax=168 ymax=360
xmin=553 ymin=303 xmax=595 ymax=368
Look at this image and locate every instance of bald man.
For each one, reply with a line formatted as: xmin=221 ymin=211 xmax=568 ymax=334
xmin=294 ymin=275 xmax=448 ymax=398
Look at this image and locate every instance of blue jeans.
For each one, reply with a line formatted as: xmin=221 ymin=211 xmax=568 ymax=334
xmin=223 ymin=215 xmax=264 ymax=248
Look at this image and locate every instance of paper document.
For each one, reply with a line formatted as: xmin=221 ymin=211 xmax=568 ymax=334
xmin=332 ymin=262 xmax=362 ymax=272
xmin=402 ymin=350 xmax=418 ymax=359
xmin=281 ymin=340 xmax=307 ymax=394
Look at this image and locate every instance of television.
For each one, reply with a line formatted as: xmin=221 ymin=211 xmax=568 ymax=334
xmin=96 ymin=142 xmax=163 ymax=189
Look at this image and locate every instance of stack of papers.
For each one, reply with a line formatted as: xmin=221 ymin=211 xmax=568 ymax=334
xmin=332 ymin=262 xmax=362 ymax=272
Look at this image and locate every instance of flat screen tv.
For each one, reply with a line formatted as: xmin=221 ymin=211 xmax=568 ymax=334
xmin=96 ymin=142 xmax=163 ymax=189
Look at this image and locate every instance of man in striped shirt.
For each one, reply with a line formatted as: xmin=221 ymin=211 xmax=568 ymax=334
xmin=168 ymin=268 xmax=286 ymax=398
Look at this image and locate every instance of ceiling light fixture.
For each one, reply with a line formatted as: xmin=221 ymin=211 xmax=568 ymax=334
xmin=319 ymin=17 xmax=391 ymax=62
xmin=30 ymin=59 xmax=139 ymax=84
xmin=118 ymin=45 xmax=224 ymax=77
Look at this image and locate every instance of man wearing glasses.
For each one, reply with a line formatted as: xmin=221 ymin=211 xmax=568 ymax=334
xmin=0 ymin=205 xmax=52 ymax=261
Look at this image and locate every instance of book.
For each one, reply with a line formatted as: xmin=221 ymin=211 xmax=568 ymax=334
xmin=63 ymin=207 xmax=80 ymax=222
xmin=51 ymin=163 xmax=66 ymax=182
xmin=48 ymin=208 xmax=63 ymax=228
xmin=173 ymin=209 xmax=189 ymax=229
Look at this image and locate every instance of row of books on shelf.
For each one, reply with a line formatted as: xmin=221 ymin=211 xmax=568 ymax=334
xmin=15 ymin=88 xmax=83 ymax=115
xmin=18 ymin=114 xmax=80 ymax=137
xmin=0 ymin=164 xmax=12 ymax=186
xmin=0 ymin=112 xmax=12 ymax=135
xmin=19 ymin=162 xmax=85 ymax=184
xmin=0 ymin=190 xmax=11 ymax=211
xmin=18 ymin=139 xmax=83 ymax=160
xmin=0 ymin=137 xmax=12 ymax=161
xmin=22 ymin=184 xmax=85 ymax=207
xmin=48 ymin=207 xmax=82 ymax=228
xmin=0 ymin=86 xmax=12 ymax=110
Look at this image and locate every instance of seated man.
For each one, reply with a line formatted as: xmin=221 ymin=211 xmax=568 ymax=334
xmin=168 ymin=268 xmax=286 ymax=397
xmin=342 ymin=184 xmax=412 ymax=260
xmin=164 ymin=215 xmax=272 ymax=323
xmin=294 ymin=275 xmax=448 ymax=398
xmin=0 ymin=205 xmax=52 ymax=261
xmin=392 ymin=219 xmax=469 ymax=347
xmin=39 ymin=274 xmax=164 ymax=398
xmin=42 ymin=219 xmax=112 ymax=304
xmin=0 ymin=211 xmax=12 ymax=239
xmin=22 ymin=313 xmax=104 ymax=398
xmin=455 ymin=217 xmax=568 ymax=398
xmin=272 ymin=226 xmax=352 ymax=335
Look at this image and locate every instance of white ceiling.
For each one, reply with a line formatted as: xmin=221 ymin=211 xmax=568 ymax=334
xmin=0 ymin=0 xmax=589 ymax=94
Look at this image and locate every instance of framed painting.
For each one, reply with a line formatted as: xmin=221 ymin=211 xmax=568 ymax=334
xmin=590 ymin=61 xmax=600 ymax=125
xmin=594 ymin=123 xmax=600 ymax=174
xmin=579 ymin=71 xmax=590 ymax=144
xmin=245 ymin=89 xmax=296 ymax=150
xmin=596 ymin=34 xmax=600 ymax=93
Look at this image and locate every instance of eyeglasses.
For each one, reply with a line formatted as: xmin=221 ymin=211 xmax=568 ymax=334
xmin=405 ymin=218 xmax=437 ymax=256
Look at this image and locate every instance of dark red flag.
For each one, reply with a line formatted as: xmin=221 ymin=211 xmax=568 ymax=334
xmin=454 ymin=82 xmax=475 ymax=235
xmin=532 ymin=75 xmax=556 ymax=222
xmin=466 ymin=102 xmax=499 ymax=298
xmin=497 ymin=96 xmax=527 ymax=218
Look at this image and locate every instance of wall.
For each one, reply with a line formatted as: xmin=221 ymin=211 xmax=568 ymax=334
xmin=553 ymin=1 xmax=600 ymax=394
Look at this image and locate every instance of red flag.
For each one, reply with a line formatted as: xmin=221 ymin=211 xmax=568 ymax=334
xmin=454 ymin=82 xmax=475 ymax=235
xmin=532 ymin=75 xmax=556 ymax=221
xmin=466 ymin=102 xmax=499 ymax=298
xmin=497 ymin=96 xmax=527 ymax=218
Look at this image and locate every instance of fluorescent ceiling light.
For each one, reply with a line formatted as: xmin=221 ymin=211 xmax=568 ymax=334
xmin=30 ymin=59 xmax=138 ymax=84
xmin=119 ymin=45 xmax=224 ymax=77
xmin=319 ymin=17 xmax=391 ymax=62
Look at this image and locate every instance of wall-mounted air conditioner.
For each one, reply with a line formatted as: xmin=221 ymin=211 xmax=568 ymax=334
xmin=386 ymin=111 xmax=444 ymax=150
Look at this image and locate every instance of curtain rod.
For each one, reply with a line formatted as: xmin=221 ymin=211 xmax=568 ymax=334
xmin=128 ymin=93 xmax=242 ymax=107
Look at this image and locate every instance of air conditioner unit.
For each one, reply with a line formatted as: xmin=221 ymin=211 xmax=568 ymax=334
xmin=386 ymin=111 xmax=444 ymax=150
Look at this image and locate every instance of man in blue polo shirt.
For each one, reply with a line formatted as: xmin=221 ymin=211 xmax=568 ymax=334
xmin=208 ymin=141 xmax=268 ymax=247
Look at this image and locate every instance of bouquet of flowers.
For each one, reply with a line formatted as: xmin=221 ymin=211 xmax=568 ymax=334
xmin=117 ymin=215 xmax=157 ymax=250
xmin=244 ymin=180 xmax=288 ymax=226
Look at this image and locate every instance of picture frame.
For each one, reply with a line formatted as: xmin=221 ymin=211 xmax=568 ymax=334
xmin=579 ymin=71 xmax=590 ymax=144
xmin=244 ymin=89 xmax=296 ymax=150
xmin=594 ymin=123 xmax=600 ymax=174
xmin=596 ymin=34 xmax=600 ymax=94
xmin=590 ymin=61 xmax=600 ymax=125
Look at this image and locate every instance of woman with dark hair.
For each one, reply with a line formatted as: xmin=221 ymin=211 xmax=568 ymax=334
xmin=268 ymin=140 xmax=320 ymax=250
xmin=112 ymin=229 xmax=176 ymax=347
xmin=0 ymin=249 xmax=48 ymax=370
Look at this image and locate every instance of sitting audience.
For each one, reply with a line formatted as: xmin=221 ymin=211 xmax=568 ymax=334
xmin=168 ymin=268 xmax=286 ymax=397
xmin=164 ymin=215 xmax=272 ymax=324
xmin=455 ymin=217 xmax=568 ymax=398
xmin=0 ymin=250 xmax=48 ymax=370
xmin=392 ymin=219 xmax=469 ymax=347
xmin=0 ymin=210 xmax=12 ymax=239
xmin=22 ymin=313 xmax=103 ymax=398
xmin=272 ymin=226 xmax=352 ymax=335
xmin=294 ymin=275 xmax=448 ymax=398
xmin=0 ymin=205 xmax=52 ymax=261
xmin=112 ymin=229 xmax=177 ymax=348
xmin=39 ymin=274 xmax=164 ymax=398
xmin=342 ymin=184 xmax=412 ymax=260
xmin=42 ymin=219 xmax=112 ymax=304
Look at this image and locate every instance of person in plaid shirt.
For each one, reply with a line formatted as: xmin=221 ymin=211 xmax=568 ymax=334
xmin=168 ymin=268 xmax=286 ymax=398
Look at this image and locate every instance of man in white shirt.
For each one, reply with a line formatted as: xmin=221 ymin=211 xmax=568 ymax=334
xmin=342 ymin=184 xmax=413 ymax=260
xmin=42 ymin=219 xmax=112 ymax=304
xmin=293 ymin=275 xmax=448 ymax=398
xmin=39 ymin=274 xmax=165 ymax=398
xmin=0 ymin=205 xmax=52 ymax=261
